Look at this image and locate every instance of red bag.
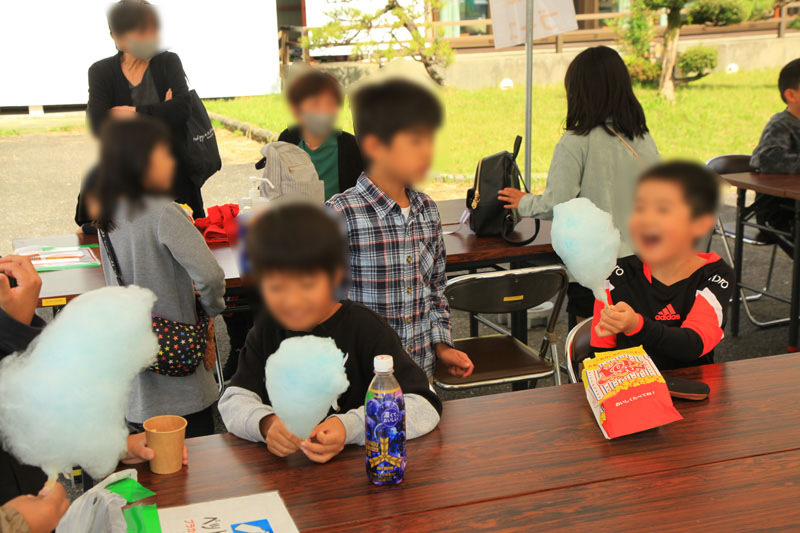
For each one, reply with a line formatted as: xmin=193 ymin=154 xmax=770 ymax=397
xmin=195 ymin=204 xmax=239 ymax=244
xmin=583 ymin=346 xmax=682 ymax=439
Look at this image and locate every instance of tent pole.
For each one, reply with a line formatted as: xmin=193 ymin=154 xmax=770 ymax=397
xmin=524 ymin=0 xmax=534 ymax=189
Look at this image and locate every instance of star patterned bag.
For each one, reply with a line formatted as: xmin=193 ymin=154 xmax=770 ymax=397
xmin=100 ymin=230 xmax=211 ymax=377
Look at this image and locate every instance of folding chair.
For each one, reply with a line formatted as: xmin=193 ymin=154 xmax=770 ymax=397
xmin=706 ymin=155 xmax=787 ymax=327
xmin=565 ymin=318 xmax=593 ymax=384
xmin=433 ymin=265 xmax=568 ymax=390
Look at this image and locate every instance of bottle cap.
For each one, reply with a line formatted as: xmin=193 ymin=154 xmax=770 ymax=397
xmin=373 ymin=355 xmax=393 ymax=373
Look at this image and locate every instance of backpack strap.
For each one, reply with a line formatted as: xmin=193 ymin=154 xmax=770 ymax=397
xmin=607 ymin=125 xmax=642 ymax=161
xmin=501 ymin=162 xmax=539 ymax=246
xmin=98 ymin=229 xmax=126 ymax=287
xmin=512 ymin=135 xmax=523 ymax=161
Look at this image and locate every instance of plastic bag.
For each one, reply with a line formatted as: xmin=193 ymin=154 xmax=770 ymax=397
xmin=56 ymin=469 xmax=138 ymax=533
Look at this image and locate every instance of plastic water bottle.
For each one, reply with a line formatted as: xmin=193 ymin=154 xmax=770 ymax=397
xmin=365 ymin=355 xmax=406 ymax=485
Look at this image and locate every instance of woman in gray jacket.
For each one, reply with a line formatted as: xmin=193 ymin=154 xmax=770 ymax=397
xmin=94 ymin=117 xmax=225 ymax=437
xmin=499 ymin=46 xmax=659 ymax=323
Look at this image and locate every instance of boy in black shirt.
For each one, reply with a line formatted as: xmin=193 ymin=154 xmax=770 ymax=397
xmin=591 ymin=161 xmax=734 ymax=370
xmin=218 ymin=202 xmax=441 ymax=463
xmin=750 ymin=58 xmax=800 ymax=255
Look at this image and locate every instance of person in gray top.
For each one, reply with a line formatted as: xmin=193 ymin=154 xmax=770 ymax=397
xmin=94 ymin=117 xmax=225 ymax=437
xmin=498 ymin=46 xmax=659 ymax=322
xmin=750 ymin=58 xmax=800 ymax=256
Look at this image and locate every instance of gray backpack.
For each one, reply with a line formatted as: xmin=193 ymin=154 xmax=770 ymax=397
xmin=257 ymin=142 xmax=325 ymax=203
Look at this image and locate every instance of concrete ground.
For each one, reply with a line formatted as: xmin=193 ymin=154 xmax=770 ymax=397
xmin=1 ymin=120 xmax=796 ymax=410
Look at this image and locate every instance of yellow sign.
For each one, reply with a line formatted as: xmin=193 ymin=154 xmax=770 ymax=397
xmin=41 ymin=297 xmax=67 ymax=307
xmin=503 ymin=295 xmax=524 ymax=302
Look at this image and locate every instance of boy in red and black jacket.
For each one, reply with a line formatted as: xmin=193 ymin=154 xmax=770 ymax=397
xmin=591 ymin=161 xmax=734 ymax=370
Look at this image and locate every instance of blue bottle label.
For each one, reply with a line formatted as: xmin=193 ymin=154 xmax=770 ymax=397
xmin=365 ymin=386 xmax=406 ymax=485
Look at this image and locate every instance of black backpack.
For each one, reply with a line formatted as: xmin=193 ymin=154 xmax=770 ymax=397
xmin=466 ymin=136 xmax=539 ymax=245
xmin=183 ymin=88 xmax=222 ymax=188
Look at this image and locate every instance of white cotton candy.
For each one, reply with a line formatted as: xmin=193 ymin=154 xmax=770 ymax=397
xmin=265 ymin=336 xmax=350 ymax=439
xmin=552 ymin=198 xmax=621 ymax=304
xmin=0 ymin=286 xmax=158 ymax=478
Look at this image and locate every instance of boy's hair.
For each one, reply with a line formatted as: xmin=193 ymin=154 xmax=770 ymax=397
xmin=247 ymin=201 xmax=347 ymax=276
xmin=94 ymin=116 xmax=171 ymax=232
xmin=637 ymin=161 xmax=721 ymax=217
xmin=286 ymin=70 xmax=343 ymax=107
xmin=351 ymin=78 xmax=443 ymax=144
xmin=108 ymin=0 xmax=159 ymax=35
xmin=778 ymin=58 xmax=800 ymax=104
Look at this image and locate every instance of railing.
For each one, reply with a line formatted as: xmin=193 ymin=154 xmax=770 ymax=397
xmin=279 ymin=4 xmax=799 ymax=62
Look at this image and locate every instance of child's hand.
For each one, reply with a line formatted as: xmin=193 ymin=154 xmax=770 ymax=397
xmin=497 ymin=188 xmax=528 ymax=210
xmin=122 ymin=432 xmax=188 ymax=465
xmin=595 ymin=301 xmax=641 ymax=337
xmin=0 ymin=255 xmax=42 ymax=326
xmin=3 ymin=481 xmax=69 ymax=533
xmin=110 ymin=105 xmax=136 ymax=118
xmin=435 ymin=343 xmax=474 ymax=378
xmin=260 ymin=415 xmax=302 ymax=457
xmin=300 ymin=418 xmax=346 ymax=463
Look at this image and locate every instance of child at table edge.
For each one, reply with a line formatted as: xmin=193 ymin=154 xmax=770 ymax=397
xmin=749 ymin=58 xmax=800 ymax=256
xmin=590 ymin=161 xmax=734 ymax=370
xmin=218 ymin=202 xmax=442 ymax=463
xmin=0 ymin=254 xmax=186 ymax=532
xmin=326 ymin=77 xmax=474 ymax=380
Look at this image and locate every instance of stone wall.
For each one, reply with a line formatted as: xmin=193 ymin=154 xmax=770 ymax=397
xmin=317 ymin=33 xmax=800 ymax=89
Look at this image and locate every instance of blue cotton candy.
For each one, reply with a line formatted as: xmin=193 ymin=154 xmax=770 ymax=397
xmin=551 ymin=198 xmax=621 ymax=304
xmin=265 ymin=336 xmax=350 ymax=439
xmin=0 ymin=286 xmax=159 ymax=478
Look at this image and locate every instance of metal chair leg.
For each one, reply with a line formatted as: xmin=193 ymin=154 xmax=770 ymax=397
xmin=550 ymin=342 xmax=562 ymax=386
xmin=718 ymin=217 xmax=788 ymax=325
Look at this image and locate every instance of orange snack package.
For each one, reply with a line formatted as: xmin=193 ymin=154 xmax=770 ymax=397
xmin=582 ymin=346 xmax=682 ymax=439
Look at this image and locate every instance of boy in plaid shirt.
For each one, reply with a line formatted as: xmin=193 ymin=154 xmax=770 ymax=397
xmin=327 ymin=79 xmax=473 ymax=379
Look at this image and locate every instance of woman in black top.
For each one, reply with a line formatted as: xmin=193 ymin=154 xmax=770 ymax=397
xmin=84 ymin=0 xmax=204 ymax=219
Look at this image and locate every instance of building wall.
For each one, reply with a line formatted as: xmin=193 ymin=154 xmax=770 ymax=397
xmin=319 ymin=33 xmax=800 ymax=89
xmin=0 ymin=0 xmax=281 ymax=107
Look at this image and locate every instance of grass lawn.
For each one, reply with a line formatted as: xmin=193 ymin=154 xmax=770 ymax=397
xmin=204 ymin=67 xmax=784 ymax=177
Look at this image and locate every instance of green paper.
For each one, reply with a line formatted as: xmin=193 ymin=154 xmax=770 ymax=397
xmin=123 ymin=504 xmax=162 ymax=533
xmin=107 ymin=478 xmax=155 ymax=503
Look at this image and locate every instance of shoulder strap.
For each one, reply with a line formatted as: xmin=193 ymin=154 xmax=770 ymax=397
xmin=98 ymin=230 xmax=126 ymax=286
xmin=501 ymin=161 xmax=539 ymax=246
xmin=606 ymin=125 xmax=642 ymax=161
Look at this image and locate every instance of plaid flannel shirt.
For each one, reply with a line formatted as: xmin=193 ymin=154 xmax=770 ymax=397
xmin=327 ymin=174 xmax=452 ymax=376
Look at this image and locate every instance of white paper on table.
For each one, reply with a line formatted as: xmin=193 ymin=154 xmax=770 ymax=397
xmin=489 ymin=0 xmax=578 ymax=49
xmin=157 ymin=492 xmax=299 ymax=533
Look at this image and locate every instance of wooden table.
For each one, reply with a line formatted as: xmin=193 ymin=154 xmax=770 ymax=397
xmin=129 ymin=354 xmax=800 ymax=531
xmin=719 ymin=172 xmax=800 ymax=351
xmin=12 ymin=202 xmax=554 ymax=339
xmin=11 ymin=234 xmax=243 ymax=309
xmin=438 ymin=198 xmax=553 ymax=272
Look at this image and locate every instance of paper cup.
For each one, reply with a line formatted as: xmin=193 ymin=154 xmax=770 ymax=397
xmin=143 ymin=415 xmax=187 ymax=475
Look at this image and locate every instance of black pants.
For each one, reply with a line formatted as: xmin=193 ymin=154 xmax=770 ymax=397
xmin=755 ymin=193 xmax=795 ymax=257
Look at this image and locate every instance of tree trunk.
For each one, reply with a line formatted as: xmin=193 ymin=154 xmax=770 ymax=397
xmin=659 ymin=7 xmax=682 ymax=102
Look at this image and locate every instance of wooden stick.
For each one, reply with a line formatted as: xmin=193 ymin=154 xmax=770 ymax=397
xmin=43 ymin=477 xmax=57 ymax=493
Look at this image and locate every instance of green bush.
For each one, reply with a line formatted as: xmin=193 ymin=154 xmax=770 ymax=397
xmin=743 ymin=0 xmax=775 ymax=20
xmin=688 ymin=0 xmax=747 ymax=25
xmin=625 ymin=55 xmax=662 ymax=85
xmin=607 ymin=0 xmax=655 ymax=58
xmin=678 ymin=45 xmax=718 ymax=76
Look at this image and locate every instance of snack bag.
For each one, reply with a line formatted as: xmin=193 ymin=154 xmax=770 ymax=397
xmin=582 ymin=346 xmax=682 ymax=439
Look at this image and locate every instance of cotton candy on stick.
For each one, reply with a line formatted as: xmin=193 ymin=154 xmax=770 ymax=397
xmin=265 ymin=336 xmax=350 ymax=439
xmin=551 ymin=198 xmax=621 ymax=304
xmin=0 ymin=286 xmax=159 ymax=480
